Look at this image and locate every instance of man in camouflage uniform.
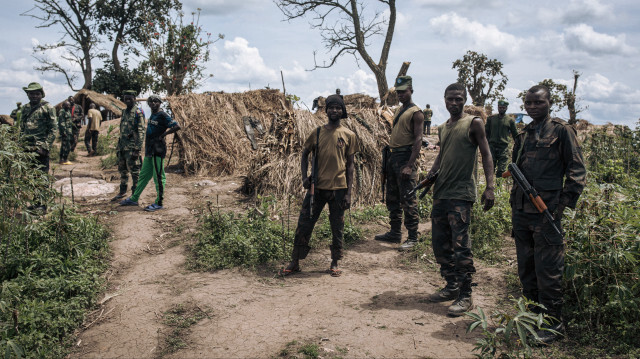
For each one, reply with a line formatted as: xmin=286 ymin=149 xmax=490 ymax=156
xmin=486 ymin=100 xmax=518 ymax=176
xmin=68 ymin=96 xmax=84 ymax=152
xmin=10 ymin=102 xmax=22 ymax=122
xmin=111 ymin=90 xmax=145 ymax=201
xmin=374 ymin=76 xmax=424 ymax=251
xmin=18 ymin=82 xmax=57 ymax=175
xmin=511 ymin=85 xmax=586 ymax=344
xmin=426 ymin=83 xmax=495 ymax=317
xmin=423 ymin=104 xmax=433 ymax=135
xmin=58 ymin=101 xmax=74 ymax=165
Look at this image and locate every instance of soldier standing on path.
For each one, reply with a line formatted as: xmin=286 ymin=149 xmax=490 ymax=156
xmin=58 ymin=101 xmax=74 ymax=165
xmin=374 ymin=76 xmax=424 ymax=251
xmin=10 ymin=102 xmax=22 ymax=122
xmin=511 ymin=85 xmax=586 ymax=344
xmin=68 ymin=96 xmax=84 ymax=152
xmin=423 ymin=104 xmax=433 ymax=135
xmin=426 ymin=83 xmax=495 ymax=317
xmin=281 ymin=94 xmax=357 ymax=277
xmin=111 ymin=90 xmax=145 ymax=202
xmin=486 ymin=100 xmax=518 ymax=176
xmin=85 ymin=103 xmax=102 ymax=156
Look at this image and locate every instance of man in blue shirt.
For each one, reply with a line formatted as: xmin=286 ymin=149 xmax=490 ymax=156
xmin=120 ymin=95 xmax=180 ymax=211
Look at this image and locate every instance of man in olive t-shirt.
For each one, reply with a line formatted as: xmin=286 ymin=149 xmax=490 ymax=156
xmin=282 ymin=94 xmax=357 ymax=277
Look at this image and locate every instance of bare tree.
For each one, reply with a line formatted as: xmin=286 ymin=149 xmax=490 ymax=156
xmin=22 ymin=0 xmax=98 ymax=91
xmin=275 ymin=0 xmax=396 ymax=104
xmin=567 ymin=70 xmax=585 ymax=125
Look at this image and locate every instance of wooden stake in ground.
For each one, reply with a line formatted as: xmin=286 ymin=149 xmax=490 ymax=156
xmin=69 ymin=169 xmax=75 ymax=205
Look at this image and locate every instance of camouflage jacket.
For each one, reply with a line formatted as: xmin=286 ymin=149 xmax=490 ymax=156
xmin=71 ymin=104 xmax=84 ymax=129
xmin=486 ymin=113 xmax=517 ymax=146
xmin=510 ymin=116 xmax=586 ymax=213
xmin=58 ymin=108 xmax=73 ymax=138
xmin=423 ymin=108 xmax=433 ymax=122
xmin=118 ymin=106 xmax=146 ymax=151
xmin=19 ymin=101 xmax=57 ymax=151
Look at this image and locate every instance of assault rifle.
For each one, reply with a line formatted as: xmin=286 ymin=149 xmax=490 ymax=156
xmin=406 ymin=170 xmax=439 ymax=199
xmin=381 ymin=146 xmax=389 ymax=203
xmin=503 ymin=163 xmax=562 ymax=236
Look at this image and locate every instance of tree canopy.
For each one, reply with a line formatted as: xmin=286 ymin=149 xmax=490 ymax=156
xmin=452 ymin=50 xmax=508 ymax=107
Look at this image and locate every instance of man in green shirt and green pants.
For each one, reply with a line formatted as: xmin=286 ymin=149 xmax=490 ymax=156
xmin=486 ymin=100 xmax=518 ymax=176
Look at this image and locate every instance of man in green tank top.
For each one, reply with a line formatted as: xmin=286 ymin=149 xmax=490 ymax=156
xmin=486 ymin=99 xmax=517 ymax=176
xmin=374 ymin=76 xmax=424 ymax=251
xmin=282 ymin=94 xmax=357 ymax=277
xmin=425 ymin=83 xmax=495 ymax=317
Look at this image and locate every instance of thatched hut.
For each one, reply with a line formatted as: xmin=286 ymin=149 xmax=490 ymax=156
xmin=55 ymin=89 xmax=126 ymax=120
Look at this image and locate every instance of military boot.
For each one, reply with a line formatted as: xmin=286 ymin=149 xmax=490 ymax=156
xmin=447 ymin=281 xmax=473 ymax=316
xmin=428 ymin=278 xmax=459 ymax=302
xmin=374 ymin=224 xmax=401 ymax=243
xmin=398 ymin=230 xmax=419 ymax=251
xmin=535 ymin=307 xmax=564 ymax=345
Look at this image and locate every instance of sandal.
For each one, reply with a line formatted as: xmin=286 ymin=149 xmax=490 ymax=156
xmin=327 ymin=268 xmax=342 ymax=277
xmin=279 ymin=267 xmax=301 ymax=276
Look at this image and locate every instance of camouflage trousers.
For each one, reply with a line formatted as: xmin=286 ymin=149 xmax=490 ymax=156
xmin=490 ymin=144 xmax=510 ymax=176
xmin=512 ymin=209 xmax=565 ymax=317
xmin=385 ymin=151 xmax=419 ymax=235
xmin=59 ymin=136 xmax=72 ymax=162
xmin=291 ymin=188 xmax=347 ymax=261
xmin=71 ymin=127 xmax=80 ymax=151
xmin=431 ymin=199 xmax=475 ymax=286
xmin=117 ymin=149 xmax=142 ymax=195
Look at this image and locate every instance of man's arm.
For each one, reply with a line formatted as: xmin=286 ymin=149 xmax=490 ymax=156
xmin=470 ymin=117 xmax=495 ymax=211
xmin=300 ymin=148 xmax=311 ymax=188
xmin=485 ymin=117 xmax=491 ymax=140
xmin=134 ymin=111 xmax=145 ymax=151
xmin=509 ymin=118 xmax=518 ymax=140
xmin=558 ymin=125 xmax=586 ymax=215
xmin=401 ymin=110 xmax=424 ymax=179
xmin=344 ymin=153 xmax=355 ymax=208
xmin=45 ymin=105 xmax=57 ymax=151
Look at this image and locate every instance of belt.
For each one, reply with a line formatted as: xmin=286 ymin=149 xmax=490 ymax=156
xmin=389 ymin=145 xmax=412 ymax=153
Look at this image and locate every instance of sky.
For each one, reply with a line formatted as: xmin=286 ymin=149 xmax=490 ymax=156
xmin=1 ymin=0 xmax=639 ymax=127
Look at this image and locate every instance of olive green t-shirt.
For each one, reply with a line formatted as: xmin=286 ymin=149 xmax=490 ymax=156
xmin=303 ymin=125 xmax=358 ymax=190
xmin=389 ymin=104 xmax=421 ymax=148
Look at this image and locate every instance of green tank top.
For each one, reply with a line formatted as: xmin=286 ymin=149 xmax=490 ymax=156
xmin=433 ymin=114 xmax=478 ymax=201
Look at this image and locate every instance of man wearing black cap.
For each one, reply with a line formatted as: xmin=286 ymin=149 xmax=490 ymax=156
xmin=375 ymin=76 xmax=424 ymax=251
xmin=486 ymin=99 xmax=518 ymax=176
xmin=281 ymin=94 xmax=357 ymax=277
xmin=111 ymin=90 xmax=146 ymax=201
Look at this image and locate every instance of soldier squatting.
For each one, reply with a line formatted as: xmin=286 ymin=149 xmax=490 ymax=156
xmin=13 ymin=78 xmax=584 ymax=346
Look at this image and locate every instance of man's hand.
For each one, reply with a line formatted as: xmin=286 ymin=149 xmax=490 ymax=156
xmin=36 ymin=147 xmax=49 ymax=157
xmin=302 ymin=176 xmax=311 ymax=189
xmin=481 ymin=187 xmax=495 ymax=211
xmin=554 ymin=204 xmax=566 ymax=221
xmin=400 ymin=165 xmax=413 ymax=180
xmin=341 ymin=193 xmax=351 ymax=210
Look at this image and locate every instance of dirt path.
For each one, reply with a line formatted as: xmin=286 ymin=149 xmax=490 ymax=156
xmin=61 ymin=131 xmax=510 ymax=359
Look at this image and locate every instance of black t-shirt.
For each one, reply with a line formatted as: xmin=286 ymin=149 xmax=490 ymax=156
xmin=144 ymin=111 xmax=177 ymax=157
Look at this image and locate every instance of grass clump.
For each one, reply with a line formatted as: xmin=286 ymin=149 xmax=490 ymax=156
xmin=160 ymin=303 xmax=209 ymax=356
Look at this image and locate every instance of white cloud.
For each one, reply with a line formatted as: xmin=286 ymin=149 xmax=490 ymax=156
xmin=579 ymin=73 xmax=640 ymax=104
xmin=281 ymin=61 xmax=309 ymax=85
xmin=539 ymin=0 xmax=613 ymax=25
xmin=563 ymin=24 xmax=636 ymax=56
xmin=213 ymin=37 xmax=278 ymax=85
xmin=429 ymin=12 xmax=522 ymax=59
xmin=413 ymin=0 xmax=501 ymax=8
xmin=181 ymin=0 xmax=265 ymax=15
xmin=343 ymin=69 xmax=378 ymax=96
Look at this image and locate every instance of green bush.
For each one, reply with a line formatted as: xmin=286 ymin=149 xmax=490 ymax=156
xmin=470 ymin=182 xmax=512 ymax=263
xmin=0 ymin=126 xmax=110 ymax=358
xmin=95 ymin=125 xmax=117 ymax=157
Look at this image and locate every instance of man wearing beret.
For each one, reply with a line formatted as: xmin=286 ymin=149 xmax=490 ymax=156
xmin=375 ymin=76 xmax=424 ymax=251
xmin=111 ymin=90 xmax=146 ymax=201
xmin=18 ymin=82 xmax=57 ymax=175
xmin=281 ymin=94 xmax=357 ymax=277
xmin=486 ymin=99 xmax=518 ymax=176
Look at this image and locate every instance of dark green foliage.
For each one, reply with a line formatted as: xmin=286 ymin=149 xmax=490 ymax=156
xmin=470 ymin=182 xmax=512 ymax=263
xmin=0 ymin=126 xmax=110 ymax=358
xmin=92 ymin=61 xmax=153 ymax=99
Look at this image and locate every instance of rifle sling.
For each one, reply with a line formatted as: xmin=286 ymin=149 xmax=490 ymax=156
xmin=313 ymin=126 xmax=320 ymax=184
xmin=392 ymin=103 xmax=416 ymax=127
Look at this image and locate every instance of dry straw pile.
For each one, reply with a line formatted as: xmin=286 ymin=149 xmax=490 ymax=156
xmin=168 ymin=90 xmax=393 ymax=205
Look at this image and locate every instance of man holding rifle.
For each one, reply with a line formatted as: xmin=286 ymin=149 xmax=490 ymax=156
xmin=510 ymin=85 xmax=586 ymax=344
xmin=374 ymin=76 xmax=424 ymax=251
xmin=281 ymin=94 xmax=357 ymax=277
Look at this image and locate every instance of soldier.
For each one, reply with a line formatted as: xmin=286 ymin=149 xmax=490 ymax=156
xmin=58 ymin=101 xmax=74 ymax=165
xmin=68 ymin=96 xmax=84 ymax=152
xmin=18 ymin=82 xmax=57 ymax=201
xmin=10 ymin=102 xmax=22 ymax=122
xmin=511 ymin=85 xmax=586 ymax=344
xmin=374 ymin=76 xmax=424 ymax=251
xmin=85 ymin=103 xmax=102 ymax=156
xmin=486 ymin=100 xmax=518 ymax=176
xmin=423 ymin=104 xmax=433 ymax=135
xmin=426 ymin=83 xmax=495 ymax=317
xmin=111 ymin=90 xmax=145 ymax=202
xmin=281 ymin=94 xmax=357 ymax=277
xmin=120 ymin=95 xmax=181 ymax=211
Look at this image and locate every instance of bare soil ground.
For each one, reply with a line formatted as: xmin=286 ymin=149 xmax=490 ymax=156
xmin=59 ymin=127 xmax=512 ymax=359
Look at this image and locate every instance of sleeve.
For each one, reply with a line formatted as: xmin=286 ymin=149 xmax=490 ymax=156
xmin=58 ymin=112 xmax=65 ymax=135
xmin=559 ymin=126 xmax=586 ymax=208
xmin=165 ymin=112 xmax=178 ymax=128
xmin=46 ymin=106 xmax=58 ymax=150
xmin=512 ymin=133 xmax=521 ymax=163
xmin=347 ymin=132 xmax=358 ymax=156
xmin=134 ymin=110 xmax=146 ymax=150
xmin=303 ymin=130 xmax=315 ymax=153
xmin=509 ymin=118 xmax=518 ymax=139
xmin=485 ymin=117 xmax=491 ymax=139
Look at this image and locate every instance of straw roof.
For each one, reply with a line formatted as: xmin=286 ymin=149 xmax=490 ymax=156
xmin=55 ymin=89 xmax=126 ymax=116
